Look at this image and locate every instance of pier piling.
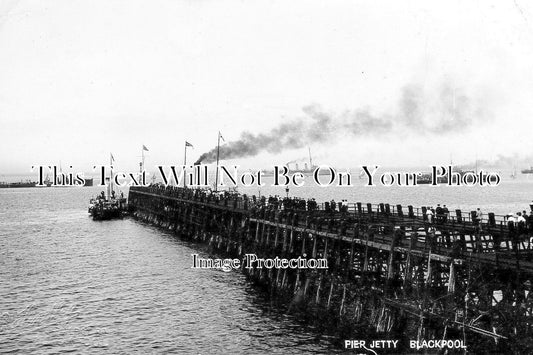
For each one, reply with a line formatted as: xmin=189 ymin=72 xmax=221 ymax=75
xmin=129 ymin=185 xmax=533 ymax=352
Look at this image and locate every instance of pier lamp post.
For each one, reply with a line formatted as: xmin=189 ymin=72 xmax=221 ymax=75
xmin=285 ymin=187 xmax=289 ymax=198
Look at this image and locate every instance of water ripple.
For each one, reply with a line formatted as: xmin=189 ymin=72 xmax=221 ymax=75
xmin=0 ymin=187 xmax=340 ymax=354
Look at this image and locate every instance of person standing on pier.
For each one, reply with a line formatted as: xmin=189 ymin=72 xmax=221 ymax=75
xmin=517 ymin=212 xmax=526 ymax=234
xmin=522 ymin=210 xmax=530 ymax=231
xmin=475 ymin=208 xmax=483 ymax=232
xmin=436 ymin=204 xmax=443 ymax=224
xmin=443 ymin=205 xmax=450 ymax=223
xmin=528 ymin=211 xmax=533 ymax=233
xmin=426 ymin=207 xmax=434 ymax=224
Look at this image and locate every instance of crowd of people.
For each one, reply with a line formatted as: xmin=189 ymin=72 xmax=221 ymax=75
xmin=142 ymin=184 xmax=533 ymax=234
xmin=423 ymin=204 xmax=451 ymax=224
xmin=422 ymin=203 xmax=533 ymax=233
xmin=505 ymin=210 xmax=533 ymax=234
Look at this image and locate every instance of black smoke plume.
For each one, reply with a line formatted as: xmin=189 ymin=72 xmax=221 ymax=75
xmin=195 ymin=82 xmax=490 ymax=164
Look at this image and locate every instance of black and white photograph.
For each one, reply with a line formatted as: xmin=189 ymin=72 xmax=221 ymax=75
xmin=2 ymin=1 xmax=533 ymax=353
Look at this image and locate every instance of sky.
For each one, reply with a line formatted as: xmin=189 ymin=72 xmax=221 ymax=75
xmin=1 ymin=0 xmax=533 ymax=174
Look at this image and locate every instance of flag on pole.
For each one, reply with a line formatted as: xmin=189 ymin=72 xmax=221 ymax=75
xmin=185 ymin=141 xmax=194 ymax=148
xmin=219 ymin=132 xmax=225 ymax=142
xmin=142 ymin=145 xmax=149 ymax=151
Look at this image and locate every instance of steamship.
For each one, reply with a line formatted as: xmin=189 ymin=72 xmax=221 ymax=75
xmin=0 ymin=177 xmax=92 ymax=188
xmin=88 ymin=154 xmax=126 ymax=220
xmin=0 ymin=180 xmax=37 ymax=188
xmin=46 ymin=176 xmax=94 ymax=187
xmin=88 ymin=177 xmax=126 ymax=220
xmin=264 ymin=147 xmax=332 ymax=176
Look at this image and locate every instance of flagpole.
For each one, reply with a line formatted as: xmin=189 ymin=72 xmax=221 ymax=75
xmin=215 ymin=132 xmax=221 ymax=192
xmin=142 ymin=147 xmax=145 ymax=174
xmin=110 ymin=153 xmax=114 ymax=198
xmin=183 ymin=141 xmax=187 ymax=188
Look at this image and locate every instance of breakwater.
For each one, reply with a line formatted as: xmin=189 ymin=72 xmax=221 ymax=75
xmin=128 ymin=185 xmax=533 ymax=353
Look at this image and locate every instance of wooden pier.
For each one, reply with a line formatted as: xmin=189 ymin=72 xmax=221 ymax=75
xmin=129 ymin=185 xmax=533 ymax=353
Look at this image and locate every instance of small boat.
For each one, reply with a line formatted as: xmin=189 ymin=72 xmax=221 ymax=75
xmin=89 ymin=192 xmax=126 ymax=220
xmin=521 ymin=167 xmax=533 ymax=174
xmin=44 ymin=174 xmax=52 ymax=187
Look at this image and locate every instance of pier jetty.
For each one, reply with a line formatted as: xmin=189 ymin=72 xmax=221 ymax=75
xmin=129 ymin=185 xmax=533 ymax=353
